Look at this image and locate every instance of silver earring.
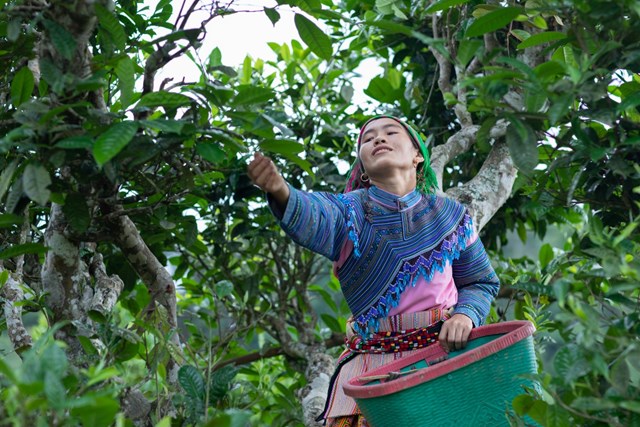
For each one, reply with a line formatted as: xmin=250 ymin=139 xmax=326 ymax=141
xmin=360 ymin=173 xmax=369 ymax=182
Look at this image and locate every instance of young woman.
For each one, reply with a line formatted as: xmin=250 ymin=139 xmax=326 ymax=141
xmin=248 ymin=116 xmax=500 ymax=426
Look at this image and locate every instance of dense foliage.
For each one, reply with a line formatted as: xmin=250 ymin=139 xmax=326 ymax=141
xmin=0 ymin=0 xmax=638 ymax=426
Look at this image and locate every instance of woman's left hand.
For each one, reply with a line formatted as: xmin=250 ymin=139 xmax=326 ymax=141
xmin=439 ymin=313 xmax=473 ymax=352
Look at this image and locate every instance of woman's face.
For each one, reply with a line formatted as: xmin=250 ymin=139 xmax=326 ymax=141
xmin=358 ymin=118 xmax=422 ymax=179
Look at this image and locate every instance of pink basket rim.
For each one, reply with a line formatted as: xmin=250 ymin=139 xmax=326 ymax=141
xmin=343 ymin=320 xmax=536 ymax=399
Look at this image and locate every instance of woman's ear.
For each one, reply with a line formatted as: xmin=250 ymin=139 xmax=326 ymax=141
xmin=413 ymin=153 xmax=424 ymax=169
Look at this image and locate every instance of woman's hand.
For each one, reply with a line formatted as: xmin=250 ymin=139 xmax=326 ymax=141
xmin=247 ymin=152 xmax=290 ymax=208
xmin=439 ymin=313 xmax=473 ymax=352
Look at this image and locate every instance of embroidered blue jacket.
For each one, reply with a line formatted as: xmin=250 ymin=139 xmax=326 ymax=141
xmin=270 ymin=184 xmax=500 ymax=336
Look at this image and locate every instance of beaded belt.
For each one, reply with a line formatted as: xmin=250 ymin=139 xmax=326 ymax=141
xmin=346 ymin=320 xmax=444 ymax=354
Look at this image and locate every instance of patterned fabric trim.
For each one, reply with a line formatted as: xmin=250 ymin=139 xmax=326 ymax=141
xmin=347 ymin=319 xmax=444 ymax=353
xmin=352 ymin=213 xmax=473 ymax=336
xmin=326 ymin=414 xmax=369 ymax=427
xmin=338 ymin=194 xmax=361 ymax=258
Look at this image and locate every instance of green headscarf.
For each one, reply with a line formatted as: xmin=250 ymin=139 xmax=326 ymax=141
xmin=344 ymin=116 xmax=438 ymax=194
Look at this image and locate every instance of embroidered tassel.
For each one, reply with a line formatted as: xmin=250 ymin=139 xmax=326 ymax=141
xmin=339 ymin=194 xmax=361 ymax=258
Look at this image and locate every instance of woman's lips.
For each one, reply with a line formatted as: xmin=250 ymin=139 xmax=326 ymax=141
xmin=372 ymin=147 xmax=392 ymax=156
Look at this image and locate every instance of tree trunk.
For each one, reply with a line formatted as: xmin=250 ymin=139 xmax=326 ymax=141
xmin=300 ymin=344 xmax=334 ymax=426
xmin=103 ymin=205 xmax=182 ymax=384
xmin=41 ymin=203 xmax=92 ymax=360
xmin=0 ymin=268 xmax=33 ymax=353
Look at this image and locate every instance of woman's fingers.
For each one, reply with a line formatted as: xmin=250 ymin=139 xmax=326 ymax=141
xmin=248 ymin=153 xmax=284 ymax=194
xmin=439 ymin=314 xmax=473 ymax=352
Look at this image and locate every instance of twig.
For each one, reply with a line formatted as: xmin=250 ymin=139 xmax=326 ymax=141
xmin=214 ymin=332 xmax=344 ymax=369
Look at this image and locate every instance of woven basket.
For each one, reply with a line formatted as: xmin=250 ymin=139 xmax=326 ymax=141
xmin=342 ymin=320 xmax=539 ymax=427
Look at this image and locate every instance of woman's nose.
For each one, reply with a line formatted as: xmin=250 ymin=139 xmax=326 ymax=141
xmin=373 ymin=135 xmax=385 ymax=145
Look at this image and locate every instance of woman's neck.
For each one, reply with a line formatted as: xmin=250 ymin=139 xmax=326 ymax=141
xmin=369 ymin=177 xmax=417 ymax=197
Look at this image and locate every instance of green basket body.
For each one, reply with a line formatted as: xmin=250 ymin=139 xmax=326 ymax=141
xmin=343 ymin=321 xmax=540 ymax=427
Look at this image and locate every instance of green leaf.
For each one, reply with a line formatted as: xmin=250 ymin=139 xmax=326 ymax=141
xmin=465 ymin=7 xmax=523 ymax=38
xmin=391 ymin=3 xmax=408 ymax=19
xmin=11 ymin=66 xmax=34 ymax=107
xmin=548 ymin=94 xmax=573 ymax=125
xmin=277 ymin=0 xmax=321 ymax=14
xmin=571 ymin=397 xmax=616 ymax=411
xmin=231 ymin=86 xmax=275 ymax=106
xmin=240 ymin=56 xmax=252 ymax=84
xmin=203 ymin=410 xmax=251 ymax=427
xmin=617 ymin=91 xmax=640 ymax=114
xmin=259 ymin=139 xmax=305 ymax=155
xmin=363 ymin=18 xmax=445 ymax=53
xmin=538 ymin=243 xmax=553 ymax=269
xmin=375 ymin=0 xmax=395 ymax=14
xmin=93 ymin=121 xmax=138 ymax=166
xmin=511 ymin=281 xmax=549 ymax=295
xmin=620 ymin=401 xmax=640 ymax=414
xmin=364 ymin=76 xmax=397 ymax=103
xmin=456 ymin=39 xmax=482 ymax=68
xmin=531 ymin=15 xmax=548 ymax=30
xmin=0 ymin=213 xmax=23 ymax=228
xmin=0 ymin=270 xmax=8 ymax=286
xmin=552 ymin=278 xmax=570 ymax=308
xmin=62 ymin=193 xmax=90 ymax=233
xmin=209 ymin=47 xmax=222 ymax=67
xmin=294 ymin=13 xmax=332 ymax=60
xmin=140 ymin=119 xmax=185 ymax=134
xmin=512 ymin=394 xmax=535 ymax=416
xmin=44 ymin=370 xmax=66 ymax=409
xmin=425 ymin=0 xmax=470 ymax=13
xmin=0 ymin=355 xmax=18 ymax=383
xmin=264 ymin=7 xmax=280 ymax=25
xmin=56 ymin=135 xmax=93 ymax=149
xmin=365 ymin=18 xmax=412 ymax=35
xmin=196 ymin=142 xmax=226 ymax=164
xmin=341 ymin=84 xmax=354 ymax=102
xmin=77 ymin=336 xmax=99 ymax=356
xmin=5 ymin=180 xmax=24 ymax=214
xmin=517 ymin=31 xmax=567 ymax=49
xmin=70 ymin=397 xmax=119 ymax=427
xmin=0 ymin=243 xmax=49 ymax=260
xmin=7 ymin=18 xmax=20 ymax=41
xmin=95 ymin=3 xmax=126 ymax=51
xmin=215 ymin=280 xmax=234 ymax=298
xmin=0 ymin=159 xmax=19 ymax=201
xmin=510 ymin=29 xmax=530 ymax=42
xmin=553 ymin=345 xmax=589 ymax=383
xmin=505 ymin=116 xmax=538 ymax=174
xmin=86 ymin=366 xmax=120 ymax=387
xmin=42 ymin=19 xmax=77 ymax=60
xmin=137 ymin=91 xmax=192 ymax=109
xmin=115 ymin=56 xmax=135 ymax=108
xmin=476 ymin=116 xmax=497 ymax=149
xmin=262 ymin=113 xmax=295 ymax=136
xmin=209 ymin=365 xmax=238 ymax=404
xmin=22 ymin=163 xmax=51 ymax=205
xmin=39 ymin=58 xmax=64 ymax=94
xmin=282 ymin=152 xmax=315 ymax=179
xmin=321 ymin=313 xmax=343 ymax=333
xmin=178 ymin=365 xmax=205 ymax=400
xmin=611 ymin=358 xmax=630 ymax=395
